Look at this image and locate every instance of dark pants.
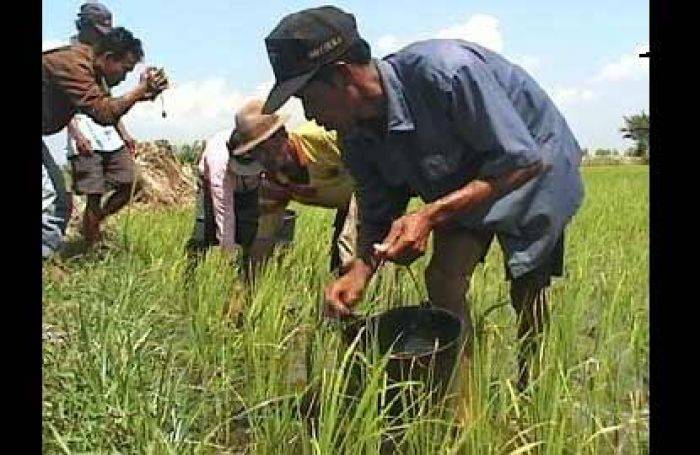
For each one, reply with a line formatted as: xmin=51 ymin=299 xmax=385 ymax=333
xmin=330 ymin=204 xmax=350 ymax=273
xmin=184 ymin=175 xmax=260 ymax=274
xmin=69 ymin=146 xmax=135 ymax=195
xmin=42 ymin=141 xmax=69 ymax=233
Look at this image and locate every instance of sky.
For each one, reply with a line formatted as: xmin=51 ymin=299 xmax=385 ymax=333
xmin=43 ymin=1 xmax=649 ymax=164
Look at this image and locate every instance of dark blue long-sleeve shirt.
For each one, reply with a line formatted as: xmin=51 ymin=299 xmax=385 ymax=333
xmin=342 ymin=39 xmax=584 ymax=279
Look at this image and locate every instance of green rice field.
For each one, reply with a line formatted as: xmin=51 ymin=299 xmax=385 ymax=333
xmin=42 ymin=165 xmax=649 ymax=454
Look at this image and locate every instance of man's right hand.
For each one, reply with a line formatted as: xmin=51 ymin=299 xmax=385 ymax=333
xmin=324 ymin=260 xmax=373 ymax=318
xmin=75 ymin=135 xmax=93 ymax=156
xmin=139 ymin=67 xmax=169 ymax=101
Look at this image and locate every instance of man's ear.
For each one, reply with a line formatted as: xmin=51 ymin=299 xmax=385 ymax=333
xmin=333 ymin=62 xmax=354 ymax=86
xmin=103 ymin=51 xmax=117 ymax=63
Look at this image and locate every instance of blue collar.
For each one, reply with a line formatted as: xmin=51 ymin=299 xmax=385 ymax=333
xmin=375 ymin=59 xmax=415 ymax=133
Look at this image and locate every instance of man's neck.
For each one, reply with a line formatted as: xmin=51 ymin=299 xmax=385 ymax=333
xmin=278 ymin=135 xmax=310 ymax=185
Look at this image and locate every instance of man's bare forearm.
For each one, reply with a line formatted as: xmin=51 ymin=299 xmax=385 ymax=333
xmin=344 ymin=257 xmax=376 ymax=282
xmin=106 ymin=86 xmax=148 ymax=121
xmin=116 ymin=119 xmax=130 ymax=139
xmin=423 ymin=161 xmax=545 ymax=228
xmin=66 ymin=118 xmax=81 ymax=140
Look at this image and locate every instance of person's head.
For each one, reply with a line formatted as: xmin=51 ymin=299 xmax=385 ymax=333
xmin=227 ymin=99 xmax=292 ymax=177
xmin=75 ymin=2 xmax=113 ymax=45
xmin=248 ymin=127 xmax=302 ymax=178
xmin=263 ymin=6 xmax=382 ymax=135
xmin=93 ymin=27 xmax=144 ymax=87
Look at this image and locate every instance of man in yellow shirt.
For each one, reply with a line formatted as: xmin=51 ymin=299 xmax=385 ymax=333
xmin=225 ymin=99 xmax=358 ymax=274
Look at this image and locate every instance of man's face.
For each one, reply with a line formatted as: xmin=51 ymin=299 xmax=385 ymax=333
xmin=249 ymin=128 xmax=298 ymax=176
xmin=295 ymin=75 xmax=357 ymax=135
xmin=102 ymin=51 xmax=139 ymax=87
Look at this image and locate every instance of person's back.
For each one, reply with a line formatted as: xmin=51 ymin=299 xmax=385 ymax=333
xmin=288 ymin=120 xmax=354 ymax=209
xmin=42 ymin=43 xmax=99 ymax=135
xmin=387 ymin=39 xmax=582 ymax=165
xmin=65 ymin=34 xmax=125 ymax=158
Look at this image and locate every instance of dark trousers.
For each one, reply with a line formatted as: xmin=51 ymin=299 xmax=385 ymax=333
xmin=42 ymin=141 xmax=69 ymax=234
xmin=329 ymin=204 xmax=350 ymax=273
xmin=184 ymin=175 xmax=259 ymax=275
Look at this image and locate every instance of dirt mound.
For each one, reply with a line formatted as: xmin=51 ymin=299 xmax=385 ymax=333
xmin=132 ymin=140 xmax=197 ymax=206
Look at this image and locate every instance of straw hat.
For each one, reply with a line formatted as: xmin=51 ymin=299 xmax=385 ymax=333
xmin=227 ymin=99 xmax=290 ymax=176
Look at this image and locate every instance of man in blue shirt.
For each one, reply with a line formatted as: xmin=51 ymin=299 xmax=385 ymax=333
xmin=262 ymin=6 xmax=584 ymax=396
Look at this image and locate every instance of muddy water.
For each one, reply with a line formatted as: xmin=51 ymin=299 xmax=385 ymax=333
xmin=390 ymin=334 xmax=441 ymax=357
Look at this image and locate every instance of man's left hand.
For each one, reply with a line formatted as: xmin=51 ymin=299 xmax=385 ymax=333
xmin=373 ymin=209 xmax=434 ymax=264
xmin=123 ymin=135 xmax=137 ymax=156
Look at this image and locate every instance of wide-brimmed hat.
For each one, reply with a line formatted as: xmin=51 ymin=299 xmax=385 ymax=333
xmin=226 ymin=99 xmax=290 ymax=176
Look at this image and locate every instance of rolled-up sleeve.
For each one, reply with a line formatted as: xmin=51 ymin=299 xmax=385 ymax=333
xmin=447 ymin=59 xmax=542 ymax=178
xmin=342 ymin=142 xmax=410 ymax=263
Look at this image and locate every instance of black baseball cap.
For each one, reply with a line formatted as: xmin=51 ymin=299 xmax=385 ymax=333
xmin=262 ymin=5 xmax=362 ymax=114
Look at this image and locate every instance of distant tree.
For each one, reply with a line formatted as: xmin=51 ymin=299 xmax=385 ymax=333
xmin=595 ymin=148 xmax=612 ymax=157
xmin=620 ymin=111 xmax=649 ymax=158
xmin=178 ymin=140 xmax=205 ymax=165
xmin=581 ymin=148 xmax=589 ymax=156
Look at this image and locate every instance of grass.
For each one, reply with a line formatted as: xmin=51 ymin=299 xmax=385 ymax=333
xmin=43 ymin=165 xmax=648 ymax=454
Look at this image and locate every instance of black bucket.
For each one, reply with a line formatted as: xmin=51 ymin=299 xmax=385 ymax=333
xmin=342 ymin=303 xmax=464 ymax=418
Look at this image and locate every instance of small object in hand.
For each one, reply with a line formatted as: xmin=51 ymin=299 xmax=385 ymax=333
xmin=373 ymin=242 xmax=389 ymax=254
xmin=160 ymin=95 xmax=167 ymax=118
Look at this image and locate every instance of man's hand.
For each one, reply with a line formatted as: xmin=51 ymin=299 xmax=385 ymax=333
xmin=75 ymin=135 xmax=93 ymax=157
xmin=260 ymin=177 xmax=293 ymax=202
xmin=373 ymin=209 xmax=435 ymax=265
xmin=324 ymin=260 xmax=373 ymax=318
xmin=122 ymin=135 xmax=137 ymax=156
xmin=139 ymin=67 xmax=169 ymax=101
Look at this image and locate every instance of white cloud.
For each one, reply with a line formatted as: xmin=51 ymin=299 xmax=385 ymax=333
xmin=117 ymin=72 xmax=307 ymax=145
xmin=122 ymin=76 xmax=244 ymax=142
xmin=551 ymin=86 xmax=596 ymax=106
xmin=435 ymin=14 xmax=503 ymax=52
xmin=43 ymin=39 xmax=67 ymax=51
xmin=591 ymin=43 xmax=649 ymax=83
xmin=376 ymin=35 xmax=403 ymax=56
xmin=511 ymin=55 xmax=542 ymax=75
xmin=374 ymin=13 xmax=504 ymax=57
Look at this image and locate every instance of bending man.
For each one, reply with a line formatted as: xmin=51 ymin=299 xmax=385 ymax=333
xmin=42 ymin=26 xmax=167 ymax=258
xmin=262 ymin=6 xmax=584 ymax=395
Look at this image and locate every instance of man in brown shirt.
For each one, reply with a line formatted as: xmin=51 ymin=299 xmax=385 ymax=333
xmin=65 ymin=3 xmax=142 ymax=244
xmin=41 ymin=26 xmax=167 ymax=257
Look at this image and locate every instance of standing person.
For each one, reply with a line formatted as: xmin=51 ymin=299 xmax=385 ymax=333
xmin=42 ymin=26 xmax=168 ymax=258
xmin=66 ymin=3 xmax=140 ymax=244
xmin=261 ymin=5 xmax=584 ymax=403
